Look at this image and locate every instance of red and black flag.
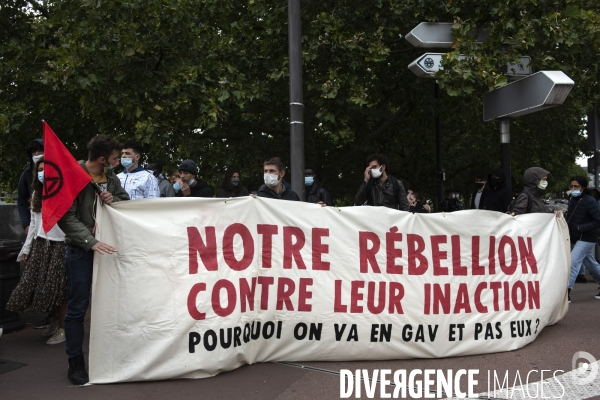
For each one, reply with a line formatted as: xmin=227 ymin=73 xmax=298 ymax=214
xmin=41 ymin=121 xmax=91 ymax=233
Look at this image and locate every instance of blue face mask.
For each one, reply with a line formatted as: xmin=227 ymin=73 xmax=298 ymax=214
xmin=121 ymin=157 xmax=134 ymax=169
xmin=188 ymin=179 xmax=195 ymax=186
xmin=305 ymin=176 xmax=314 ymax=186
xmin=173 ymin=182 xmax=181 ymax=191
xmin=571 ymin=190 xmax=581 ymax=197
xmin=37 ymin=171 xmax=44 ymax=184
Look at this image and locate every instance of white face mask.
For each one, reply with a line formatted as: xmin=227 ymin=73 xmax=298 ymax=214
xmin=32 ymin=154 xmax=44 ymax=164
xmin=264 ymin=173 xmax=280 ymax=187
xmin=370 ymin=167 xmax=383 ymax=179
xmin=538 ymin=180 xmax=548 ymax=190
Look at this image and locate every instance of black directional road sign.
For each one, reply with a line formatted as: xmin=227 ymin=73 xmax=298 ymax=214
xmin=483 ymin=71 xmax=574 ymax=121
xmin=405 ymin=22 xmax=488 ymax=48
xmin=408 ymin=53 xmax=445 ymax=78
xmin=405 ymin=22 xmax=455 ymax=48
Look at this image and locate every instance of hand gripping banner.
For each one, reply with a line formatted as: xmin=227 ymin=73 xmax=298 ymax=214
xmin=88 ymin=197 xmax=570 ymax=383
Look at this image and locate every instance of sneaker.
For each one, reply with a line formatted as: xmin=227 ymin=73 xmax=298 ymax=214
xmin=575 ymin=275 xmax=588 ymax=284
xmin=46 ymin=328 xmax=65 ymax=345
xmin=595 ymin=290 xmax=600 ymax=300
xmin=33 ymin=314 xmax=52 ymax=329
xmin=42 ymin=317 xmax=59 ymax=337
xmin=68 ymin=355 xmax=89 ymax=385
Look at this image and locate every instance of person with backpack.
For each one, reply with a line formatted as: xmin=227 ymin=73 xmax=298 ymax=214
xmin=565 ymin=176 xmax=600 ymax=302
xmin=510 ymin=167 xmax=552 ymax=215
xmin=354 ymin=153 xmax=410 ymax=211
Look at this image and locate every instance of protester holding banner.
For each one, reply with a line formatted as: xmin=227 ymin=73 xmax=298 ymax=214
xmin=56 ymin=134 xmax=130 ymax=385
xmin=565 ymin=175 xmax=600 ymax=302
xmin=117 ymin=139 xmax=160 ymax=199
xmin=257 ymin=157 xmax=300 ymax=200
xmin=511 ymin=167 xmax=552 ymax=215
xmin=174 ymin=159 xmax=213 ymax=198
xmin=354 ymin=153 xmax=410 ymax=211
xmin=7 ymin=157 xmax=68 ymax=345
xmin=217 ymin=168 xmax=249 ymax=198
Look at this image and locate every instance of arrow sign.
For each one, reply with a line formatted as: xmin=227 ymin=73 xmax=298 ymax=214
xmin=408 ymin=53 xmax=445 ymax=77
xmin=483 ymin=71 xmax=574 ymax=121
xmin=405 ymin=22 xmax=489 ymax=48
xmin=408 ymin=53 xmax=468 ymax=78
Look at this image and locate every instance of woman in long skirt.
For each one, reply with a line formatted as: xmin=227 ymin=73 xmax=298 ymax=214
xmin=6 ymin=157 xmax=68 ymax=344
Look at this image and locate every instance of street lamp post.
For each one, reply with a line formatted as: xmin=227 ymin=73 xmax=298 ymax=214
xmin=288 ymin=0 xmax=305 ymax=200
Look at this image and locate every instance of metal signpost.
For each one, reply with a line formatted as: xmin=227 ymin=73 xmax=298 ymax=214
xmin=409 ymin=54 xmax=531 ymax=79
xmin=405 ymin=23 xmax=458 ymax=212
xmin=288 ymin=0 xmax=305 ymax=200
xmin=587 ymin=104 xmax=599 ymax=188
xmin=483 ymin=71 xmax=575 ymax=190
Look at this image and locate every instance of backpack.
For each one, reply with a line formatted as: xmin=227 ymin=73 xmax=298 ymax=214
xmin=391 ymin=176 xmax=404 ymax=210
xmin=508 ymin=191 xmax=532 ymax=214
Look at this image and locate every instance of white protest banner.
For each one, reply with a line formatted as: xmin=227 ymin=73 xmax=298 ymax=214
xmin=88 ymin=197 xmax=569 ymax=383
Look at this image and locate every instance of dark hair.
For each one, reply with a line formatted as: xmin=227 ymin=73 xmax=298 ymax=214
xmin=264 ymin=157 xmax=285 ymax=172
xmin=26 ymin=139 xmax=44 ymax=169
xmin=305 ymin=164 xmax=318 ymax=177
xmin=589 ymin=189 xmax=600 ymax=201
xmin=147 ymin=160 xmax=163 ymax=176
xmin=26 ymin=139 xmax=44 ymax=156
xmin=87 ymin=135 xmax=123 ymax=161
xmin=476 ymin=174 xmax=487 ymax=181
xmin=30 ymin=156 xmax=44 ymax=213
xmin=221 ymin=168 xmax=242 ymax=192
xmin=366 ymin=153 xmax=388 ymax=168
xmin=570 ymin=175 xmax=588 ymax=190
xmin=411 ymin=191 xmax=425 ymax=203
xmin=123 ymin=139 xmax=144 ymax=156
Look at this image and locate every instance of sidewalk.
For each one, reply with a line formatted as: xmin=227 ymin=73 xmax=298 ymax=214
xmin=1 ymin=283 xmax=599 ymax=400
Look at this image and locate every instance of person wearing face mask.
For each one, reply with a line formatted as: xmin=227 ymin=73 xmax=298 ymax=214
xmin=16 ymin=139 xmax=53 ymax=331
xmin=116 ymin=140 xmax=160 ymax=200
xmin=470 ymin=174 xmax=488 ymax=210
xmin=565 ymin=175 xmax=600 ymax=302
xmin=8 ymin=156 xmax=68 ymax=346
xmin=354 ymin=153 xmax=410 ymax=211
xmin=256 ymin=157 xmax=300 ymax=201
xmin=217 ymin=168 xmax=249 ymax=198
xmin=483 ymin=168 xmax=513 ymax=213
xmin=441 ymin=189 xmax=463 ymax=212
xmin=510 ymin=167 xmax=553 ymax=215
xmin=17 ymin=139 xmax=45 ymax=234
xmin=174 ymin=159 xmax=213 ymax=198
xmin=146 ymin=160 xmax=176 ymax=198
xmin=304 ymin=165 xmax=332 ymax=206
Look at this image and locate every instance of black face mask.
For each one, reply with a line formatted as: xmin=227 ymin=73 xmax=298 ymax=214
xmin=476 ymin=182 xmax=485 ymax=189
xmin=490 ymin=177 xmax=500 ymax=186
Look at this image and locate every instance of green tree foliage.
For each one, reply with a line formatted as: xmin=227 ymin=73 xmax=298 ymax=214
xmin=1 ymin=0 xmax=598 ymax=204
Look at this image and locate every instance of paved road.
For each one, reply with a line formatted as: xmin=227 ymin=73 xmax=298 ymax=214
xmin=1 ymin=278 xmax=599 ymax=400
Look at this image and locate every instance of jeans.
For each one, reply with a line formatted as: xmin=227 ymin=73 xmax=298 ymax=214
xmin=64 ymin=245 xmax=94 ymax=359
xmin=569 ymin=241 xmax=600 ymax=289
